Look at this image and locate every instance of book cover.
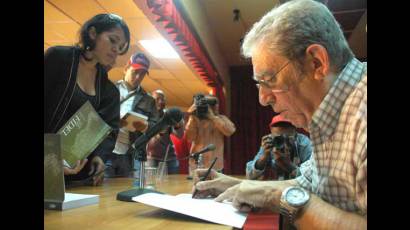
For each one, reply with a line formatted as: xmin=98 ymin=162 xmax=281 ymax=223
xmin=44 ymin=134 xmax=65 ymax=204
xmin=121 ymin=111 xmax=148 ymax=132
xmin=57 ymin=101 xmax=112 ymax=168
xmin=44 ymin=134 xmax=100 ymax=211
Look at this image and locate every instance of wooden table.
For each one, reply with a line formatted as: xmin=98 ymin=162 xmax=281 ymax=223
xmin=44 ymin=175 xmax=232 ymax=230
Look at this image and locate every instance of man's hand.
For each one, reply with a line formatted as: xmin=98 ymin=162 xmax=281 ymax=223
xmin=272 ymin=147 xmax=296 ymax=173
xmin=192 ymin=169 xmax=242 ymax=198
xmin=89 ymin=156 xmax=105 ymax=186
xmin=255 ymin=135 xmax=274 ymax=169
xmin=215 ymin=180 xmax=292 ymax=213
xmin=206 ymin=105 xmax=216 ymax=119
xmin=187 ymin=103 xmax=197 ymax=113
xmin=63 ymin=159 xmax=88 ymax=175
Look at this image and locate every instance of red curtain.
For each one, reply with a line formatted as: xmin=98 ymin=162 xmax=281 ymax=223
xmin=145 ymin=0 xmax=226 ymax=113
xmin=226 ymin=66 xmax=277 ymax=175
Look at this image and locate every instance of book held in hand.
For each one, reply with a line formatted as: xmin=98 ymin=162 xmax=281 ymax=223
xmin=121 ymin=111 xmax=148 ymax=132
xmin=57 ymin=101 xmax=112 ymax=168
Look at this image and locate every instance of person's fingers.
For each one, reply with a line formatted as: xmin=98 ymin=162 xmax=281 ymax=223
xmin=238 ymin=203 xmax=252 ymax=213
xmin=214 ymin=186 xmax=235 ymax=202
xmin=96 ymin=161 xmax=105 ymax=173
xmin=93 ymin=173 xmax=104 ymax=186
xmin=88 ymin=161 xmax=95 ymax=176
xmin=193 ymin=190 xmax=212 ymax=199
xmin=63 ymin=167 xmax=74 ymax=175
xmin=214 ymin=191 xmax=229 ymax=202
xmin=73 ymin=159 xmax=87 ymax=174
xmin=232 ymin=194 xmax=252 ymax=212
xmin=193 ymin=169 xmax=216 ymax=184
xmin=79 ymin=159 xmax=88 ymax=168
xmin=195 ymin=178 xmax=222 ymax=192
xmin=92 ymin=162 xmax=105 ymax=186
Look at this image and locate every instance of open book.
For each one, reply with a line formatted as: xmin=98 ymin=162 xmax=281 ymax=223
xmin=57 ymin=101 xmax=112 ymax=168
xmin=44 ymin=134 xmax=99 ymax=211
xmin=121 ymin=111 xmax=148 ymax=132
xmin=133 ymin=193 xmax=247 ymax=228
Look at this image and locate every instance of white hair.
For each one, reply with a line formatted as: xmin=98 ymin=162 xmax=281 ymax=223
xmin=152 ymin=89 xmax=165 ymax=98
xmin=241 ymin=0 xmax=354 ymax=72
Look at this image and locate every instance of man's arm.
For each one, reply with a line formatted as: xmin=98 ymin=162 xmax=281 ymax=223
xmin=295 ymin=195 xmax=367 ymax=230
xmin=184 ymin=115 xmax=198 ymax=142
xmin=210 ymin=115 xmax=236 ymax=136
xmin=171 ymin=120 xmax=184 ymax=138
xmin=246 ymin=147 xmax=266 ymax=179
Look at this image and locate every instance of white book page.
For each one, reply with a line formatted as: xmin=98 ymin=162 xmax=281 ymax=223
xmin=64 ymin=193 xmax=99 ymax=202
xmin=132 ymin=193 xmax=247 ymax=228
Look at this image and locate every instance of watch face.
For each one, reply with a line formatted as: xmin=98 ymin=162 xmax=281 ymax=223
xmin=286 ymin=187 xmax=308 ymax=206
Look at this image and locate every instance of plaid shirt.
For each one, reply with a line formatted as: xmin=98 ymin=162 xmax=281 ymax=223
xmin=296 ymin=58 xmax=367 ymax=216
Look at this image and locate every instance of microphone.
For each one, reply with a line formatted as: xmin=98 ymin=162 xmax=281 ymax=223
xmin=190 ymin=144 xmax=216 ymax=159
xmin=132 ymin=107 xmax=183 ymax=150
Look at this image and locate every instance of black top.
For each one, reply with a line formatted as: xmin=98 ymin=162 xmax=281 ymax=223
xmin=64 ymin=82 xmax=99 ymax=125
xmin=44 ymin=45 xmax=120 ymax=180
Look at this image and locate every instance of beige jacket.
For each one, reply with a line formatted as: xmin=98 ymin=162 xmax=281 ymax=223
xmin=185 ymin=114 xmax=236 ymax=171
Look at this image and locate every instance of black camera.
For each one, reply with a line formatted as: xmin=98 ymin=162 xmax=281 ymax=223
xmin=193 ymin=94 xmax=217 ymax=119
xmin=270 ymin=134 xmax=296 ymax=153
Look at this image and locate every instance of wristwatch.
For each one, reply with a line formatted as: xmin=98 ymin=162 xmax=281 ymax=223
xmin=279 ymin=186 xmax=310 ymax=224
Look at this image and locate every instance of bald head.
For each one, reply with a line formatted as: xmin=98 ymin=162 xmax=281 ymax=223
xmin=152 ymin=89 xmax=166 ymax=111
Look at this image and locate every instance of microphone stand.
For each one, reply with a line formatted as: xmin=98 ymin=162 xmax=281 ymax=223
xmin=116 ymin=138 xmax=163 ymax=202
xmin=187 ymin=152 xmax=202 ymax=180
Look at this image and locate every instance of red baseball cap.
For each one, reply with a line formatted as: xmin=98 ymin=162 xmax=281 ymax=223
xmin=128 ymin=53 xmax=150 ymax=72
xmin=270 ymin=114 xmax=293 ymax=127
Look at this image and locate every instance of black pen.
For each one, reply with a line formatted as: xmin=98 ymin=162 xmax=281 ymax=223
xmin=192 ymin=157 xmax=218 ymax=198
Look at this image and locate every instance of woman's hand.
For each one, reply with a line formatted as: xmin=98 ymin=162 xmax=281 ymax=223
xmin=63 ymin=159 xmax=88 ymax=175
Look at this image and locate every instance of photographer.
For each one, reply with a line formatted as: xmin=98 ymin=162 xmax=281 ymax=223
xmin=246 ymin=115 xmax=312 ymax=180
xmin=185 ymin=94 xmax=236 ymax=175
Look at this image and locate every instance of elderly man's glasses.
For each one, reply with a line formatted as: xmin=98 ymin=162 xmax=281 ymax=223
xmin=253 ymin=61 xmax=291 ymax=93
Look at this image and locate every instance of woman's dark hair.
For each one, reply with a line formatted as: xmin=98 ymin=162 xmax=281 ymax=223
xmin=77 ymin=13 xmax=131 ymax=56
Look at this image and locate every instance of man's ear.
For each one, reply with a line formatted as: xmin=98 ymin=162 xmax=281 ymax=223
xmin=305 ymin=44 xmax=330 ymax=81
xmin=88 ymin=26 xmax=97 ymax=41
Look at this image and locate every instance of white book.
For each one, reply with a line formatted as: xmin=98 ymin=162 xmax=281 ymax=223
xmin=45 ymin=193 xmax=99 ymax=211
xmin=133 ymin=193 xmax=247 ymax=228
xmin=121 ymin=111 xmax=148 ymax=132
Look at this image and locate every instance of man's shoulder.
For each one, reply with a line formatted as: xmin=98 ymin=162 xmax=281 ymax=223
xmin=139 ymin=88 xmax=156 ymax=102
xmin=344 ymin=74 xmax=367 ymax=122
xmin=296 ymin=133 xmax=311 ymax=144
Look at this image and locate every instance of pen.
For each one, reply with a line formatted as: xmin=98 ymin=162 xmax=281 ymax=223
xmin=192 ymin=157 xmax=218 ymax=198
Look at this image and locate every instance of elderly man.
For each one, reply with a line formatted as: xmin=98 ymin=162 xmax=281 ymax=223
xmin=146 ymin=89 xmax=184 ymax=174
xmin=192 ymin=0 xmax=366 ymax=229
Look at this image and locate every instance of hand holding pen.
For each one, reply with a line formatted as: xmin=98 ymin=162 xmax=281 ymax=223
xmin=192 ymin=156 xmax=243 ymax=199
xmin=192 ymin=157 xmax=218 ymax=198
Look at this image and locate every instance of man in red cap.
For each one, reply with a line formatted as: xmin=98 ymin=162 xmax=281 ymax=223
xmin=246 ymin=115 xmax=312 ymax=180
xmin=105 ymin=52 xmax=160 ymax=178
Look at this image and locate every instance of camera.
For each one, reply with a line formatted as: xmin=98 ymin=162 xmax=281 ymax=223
xmin=269 ymin=134 xmax=296 ymax=153
xmin=193 ymin=94 xmax=217 ymax=119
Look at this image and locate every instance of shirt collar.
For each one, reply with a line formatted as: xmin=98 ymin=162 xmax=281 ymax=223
xmin=119 ymin=80 xmax=141 ymax=93
xmin=309 ymin=58 xmax=366 ymax=141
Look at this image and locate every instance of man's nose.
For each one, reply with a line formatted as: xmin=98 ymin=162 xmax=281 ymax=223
xmin=258 ymin=87 xmax=276 ymax=106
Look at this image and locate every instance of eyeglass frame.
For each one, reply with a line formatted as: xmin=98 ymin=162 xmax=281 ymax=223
xmin=253 ymin=60 xmax=291 ymax=93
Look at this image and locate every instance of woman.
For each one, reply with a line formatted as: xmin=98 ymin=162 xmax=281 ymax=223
xmin=44 ymin=14 xmax=130 ymax=186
